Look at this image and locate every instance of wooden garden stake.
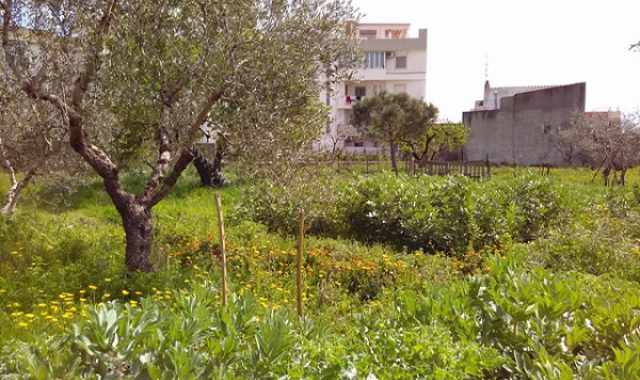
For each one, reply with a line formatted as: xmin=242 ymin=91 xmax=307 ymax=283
xmin=296 ymin=208 xmax=305 ymax=318
xmin=215 ymin=193 xmax=228 ymax=307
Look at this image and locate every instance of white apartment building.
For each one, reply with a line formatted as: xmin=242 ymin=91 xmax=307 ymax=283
xmin=318 ymin=23 xmax=428 ymax=154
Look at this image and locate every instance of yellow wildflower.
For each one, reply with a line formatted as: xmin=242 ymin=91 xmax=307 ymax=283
xmin=121 ymin=290 xmax=130 ymax=296
xmin=88 ymin=285 xmax=98 ymax=291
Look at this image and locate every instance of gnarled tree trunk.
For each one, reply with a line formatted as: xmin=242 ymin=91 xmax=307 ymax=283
xmin=1 ymin=172 xmax=34 ymax=216
xmin=0 ymin=137 xmax=37 ymax=217
xmin=1 ymin=187 xmax=20 ymax=216
xmin=120 ymin=201 xmax=154 ymax=272
xmin=193 ymin=146 xmax=225 ymax=187
xmin=389 ymin=140 xmax=399 ymax=175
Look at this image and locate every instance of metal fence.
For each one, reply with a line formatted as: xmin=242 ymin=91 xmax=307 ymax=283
xmin=311 ymin=157 xmax=492 ymax=180
xmin=416 ymin=160 xmax=492 ymax=180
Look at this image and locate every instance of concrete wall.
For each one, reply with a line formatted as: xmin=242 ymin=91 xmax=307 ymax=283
xmin=463 ymin=83 xmax=586 ymax=166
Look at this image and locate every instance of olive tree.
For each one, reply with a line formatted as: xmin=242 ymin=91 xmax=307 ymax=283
xmin=560 ymin=113 xmax=640 ymax=186
xmin=191 ymin=8 xmax=361 ymax=188
xmin=0 ymin=86 xmax=70 ymax=215
xmin=351 ymin=92 xmax=439 ymax=174
xmin=1 ymin=0 xmax=359 ymax=271
xmin=0 ymin=36 xmax=79 ymax=216
xmin=401 ymin=122 xmax=467 ymax=164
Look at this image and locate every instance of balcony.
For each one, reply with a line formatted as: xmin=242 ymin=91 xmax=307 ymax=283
xmin=338 ymin=95 xmax=366 ymax=109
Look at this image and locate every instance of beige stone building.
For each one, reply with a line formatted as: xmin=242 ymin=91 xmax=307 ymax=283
xmin=317 ymin=23 xmax=428 ymax=154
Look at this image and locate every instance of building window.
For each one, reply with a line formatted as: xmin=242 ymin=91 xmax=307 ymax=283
xmin=359 ymin=30 xmax=377 ymax=39
xmin=395 ymin=56 xmax=407 ymax=69
xmin=364 ymin=51 xmax=385 ymax=69
xmin=355 ymin=86 xmax=367 ymax=100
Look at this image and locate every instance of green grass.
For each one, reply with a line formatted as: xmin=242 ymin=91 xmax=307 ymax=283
xmin=1 ymin=165 xmax=640 ymax=378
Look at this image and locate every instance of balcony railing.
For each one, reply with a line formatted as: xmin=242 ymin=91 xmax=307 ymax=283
xmin=339 ymin=96 xmax=366 ymax=109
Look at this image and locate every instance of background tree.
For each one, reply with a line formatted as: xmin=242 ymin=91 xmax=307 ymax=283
xmin=1 ymin=0 xmax=359 ymax=272
xmin=191 ymin=8 xmax=361 ymax=188
xmin=401 ymin=122 xmax=467 ymax=164
xmin=192 ymin=126 xmax=227 ymax=188
xmin=560 ymin=113 xmax=640 ymax=185
xmin=351 ymin=92 xmax=439 ymax=174
xmin=0 ymin=44 xmax=76 ymax=216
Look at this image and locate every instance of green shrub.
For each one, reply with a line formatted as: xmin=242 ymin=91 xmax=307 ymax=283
xmin=339 ymin=172 xmax=568 ymax=255
xmin=470 ymin=254 xmax=640 ymax=378
xmin=2 ymin=167 xmax=640 ymax=379
xmin=243 ymin=172 xmax=571 ymax=257
xmin=530 ymin=222 xmax=640 ymax=282
xmin=338 ymin=173 xmax=410 ymax=246
xmin=472 ymin=184 xmax=516 ymax=248
xmin=0 ymin=284 xmax=504 ymax=379
xmin=235 ymin=178 xmax=342 ymax=236
xmin=340 ymin=174 xmax=479 ymax=255
xmin=499 ymin=173 xmax=568 ymax=241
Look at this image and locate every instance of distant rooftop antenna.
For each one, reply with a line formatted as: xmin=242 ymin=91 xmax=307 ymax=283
xmin=484 ymin=53 xmax=489 ymax=82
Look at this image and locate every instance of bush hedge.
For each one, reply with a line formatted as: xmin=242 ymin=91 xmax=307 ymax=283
xmin=243 ymin=172 xmax=571 ymax=256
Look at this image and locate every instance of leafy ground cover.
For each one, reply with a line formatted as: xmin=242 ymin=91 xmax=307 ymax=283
xmin=1 ymin=167 xmax=640 ymax=379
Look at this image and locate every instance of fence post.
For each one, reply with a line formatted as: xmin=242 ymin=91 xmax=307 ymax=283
xmin=365 ymin=150 xmax=369 ymax=176
xmin=215 ymin=193 xmax=228 ymax=307
xmin=296 ymin=209 xmax=305 ymax=318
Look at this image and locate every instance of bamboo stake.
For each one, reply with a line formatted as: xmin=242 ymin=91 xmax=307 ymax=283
xmin=296 ymin=208 xmax=305 ymax=318
xmin=215 ymin=193 xmax=228 ymax=307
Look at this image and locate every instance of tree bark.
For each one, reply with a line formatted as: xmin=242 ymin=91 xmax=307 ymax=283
xmin=193 ymin=147 xmax=225 ymax=187
xmin=119 ymin=200 xmax=154 ymax=272
xmin=0 ymin=136 xmax=36 ymax=216
xmin=1 ymin=176 xmax=29 ymax=216
xmin=3 ymin=0 xmax=223 ymax=272
xmin=389 ymin=140 xmax=399 ymax=175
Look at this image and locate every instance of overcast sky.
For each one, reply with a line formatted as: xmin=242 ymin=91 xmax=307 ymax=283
xmin=353 ymin=0 xmax=640 ymax=121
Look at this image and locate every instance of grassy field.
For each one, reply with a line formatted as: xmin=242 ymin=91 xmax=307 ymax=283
xmin=1 ymin=166 xmax=640 ymax=378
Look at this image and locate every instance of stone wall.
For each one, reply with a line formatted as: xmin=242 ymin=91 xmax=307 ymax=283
xmin=463 ymin=83 xmax=586 ymax=165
